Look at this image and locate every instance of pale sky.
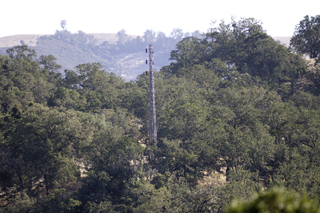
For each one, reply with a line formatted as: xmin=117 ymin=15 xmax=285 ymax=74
xmin=1 ymin=0 xmax=320 ymax=38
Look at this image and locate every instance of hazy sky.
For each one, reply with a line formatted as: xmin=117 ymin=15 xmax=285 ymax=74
xmin=1 ymin=0 xmax=320 ymax=38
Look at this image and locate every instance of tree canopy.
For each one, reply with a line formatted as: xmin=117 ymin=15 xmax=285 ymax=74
xmin=1 ymin=16 xmax=320 ymax=212
xmin=290 ymin=15 xmax=320 ymax=58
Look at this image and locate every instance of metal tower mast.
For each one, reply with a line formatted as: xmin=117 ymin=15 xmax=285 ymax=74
xmin=146 ymin=44 xmax=157 ymax=143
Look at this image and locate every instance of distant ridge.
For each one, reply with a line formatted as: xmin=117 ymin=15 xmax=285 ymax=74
xmin=0 ymin=34 xmax=49 ymax=48
xmin=0 ymin=34 xmax=293 ymax=81
xmin=0 ymin=34 xmax=291 ymax=48
xmin=0 ymin=33 xmax=138 ymax=48
xmin=90 ymin=33 xmax=138 ymax=45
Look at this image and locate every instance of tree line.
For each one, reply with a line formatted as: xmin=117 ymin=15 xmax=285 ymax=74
xmin=52 ymin=19 xmax=203 ymax=56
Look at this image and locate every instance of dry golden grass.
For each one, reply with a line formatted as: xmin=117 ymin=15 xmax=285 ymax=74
xmin=0 ymin=33 xmax=139 ymax=48
xmin=89 ymin=33 xmax=138 ymax=45
xmin=0 ymin=34 xmax=49 ymax=48
xmin=198 ymin=170 xmax=227 ymax=188
xmin=90 ymin=33 xmax=119 ymax=45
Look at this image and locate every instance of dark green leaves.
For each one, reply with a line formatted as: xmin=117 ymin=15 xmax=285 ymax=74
xmin=290 ymin=15 xmax=320 ymax=59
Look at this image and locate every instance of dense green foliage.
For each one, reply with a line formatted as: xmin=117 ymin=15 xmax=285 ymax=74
xmin=1 ymin=17 xmax=320 ymax=212
xmin=226 ymin=187 xmax=320 ymax=213
xmin=290 ymin=15 xmax=320 ymax=59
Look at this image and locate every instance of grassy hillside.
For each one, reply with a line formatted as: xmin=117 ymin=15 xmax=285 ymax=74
xmin=0 ymin=32 xmax=174 ymax=81
xmin=90 ymin=33 xmax=137 ymax=45
xmin=0 ymin=33 xmax=135 ymax=79
xmin=0 ymin=33 xmax=292 ymax=81
xmin=0 ymin=34 xmax=48 ymax=47
xmin=34 ymin=36 xmax=110 ymax=72
xmin=0 ymin=33 xmax=121 ymax=47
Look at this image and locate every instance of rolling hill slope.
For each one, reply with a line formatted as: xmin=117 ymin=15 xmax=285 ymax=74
xmin=0 ymin=34 xmax=291 ymax=81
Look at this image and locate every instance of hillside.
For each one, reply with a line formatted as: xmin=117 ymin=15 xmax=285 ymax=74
xmin=0 ymin=33 xmax=120 ymax=47
xmin=0 ymin=33 xmax=172 ymax=81
xmin=0 ymin=33 xmax=291 ymax=81
xmin=90 ymin=33 xmax=138 ymax=45
xmin=0 ymin=34 xmax=291 ymax=49
xmin=0 ymin=34 xmax=49 ymax=47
